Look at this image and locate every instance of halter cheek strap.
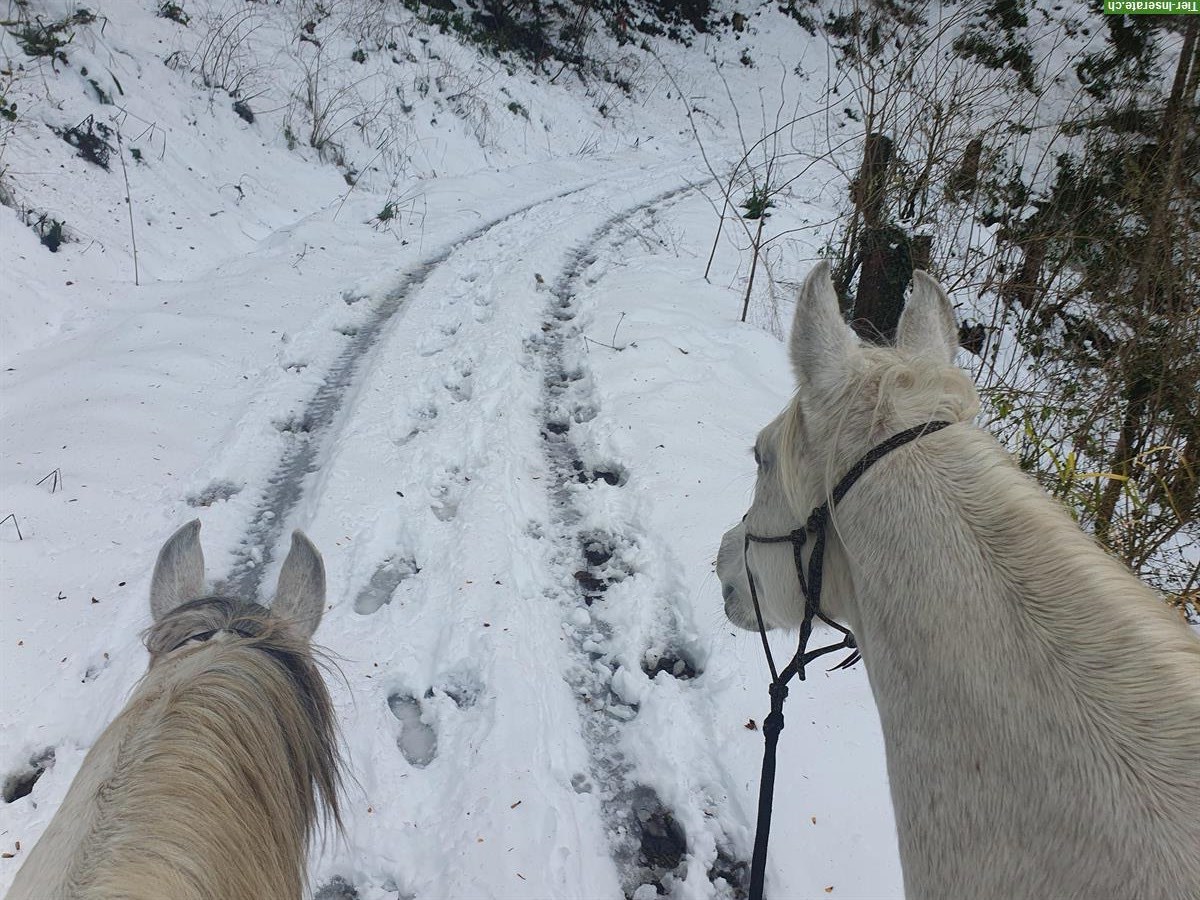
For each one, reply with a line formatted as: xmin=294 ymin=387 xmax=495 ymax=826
xmin=743 ymin=419 xmax=952 ymax=900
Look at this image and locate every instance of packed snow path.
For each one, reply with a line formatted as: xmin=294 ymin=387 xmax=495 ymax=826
xmin=219 ymin=177 xmax=600 ymax=603
xmin=1 ymin=158 xmax=903 ymax=899
xmin=208 ymin=169 xmax=749 ymax=898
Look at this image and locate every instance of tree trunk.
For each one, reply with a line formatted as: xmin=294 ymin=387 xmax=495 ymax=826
xmin=846 ymin=133 xmax=916 ymax=343
xmin=853 ymin=225 xmax=915 ymax=343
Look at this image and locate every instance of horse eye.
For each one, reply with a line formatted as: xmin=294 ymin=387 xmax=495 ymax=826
xmin=753 ymin=446 xmax=762 ymax=467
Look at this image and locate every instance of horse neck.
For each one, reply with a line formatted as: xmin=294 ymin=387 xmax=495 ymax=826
xmin=36 ymin=645 xmax=316 ymax=900
xmin=834 ymin=425 xmax=1200 ymax=896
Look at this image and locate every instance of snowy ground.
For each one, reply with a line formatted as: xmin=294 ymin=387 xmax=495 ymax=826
xmin=1 ymin=2 xmax=903 ymax=898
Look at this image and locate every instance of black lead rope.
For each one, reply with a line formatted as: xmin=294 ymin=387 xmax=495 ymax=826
xmin=743 ymin=420 xmax=952 ymax=900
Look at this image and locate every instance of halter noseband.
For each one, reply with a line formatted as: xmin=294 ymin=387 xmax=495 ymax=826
xmin=742 ymin=419 xmax=952 ymax=900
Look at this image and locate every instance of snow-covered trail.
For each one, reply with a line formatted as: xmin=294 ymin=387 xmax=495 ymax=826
xmin=270 ymin=172 xmax=751 ymax=897
xmin=218 ymin=174 xmax=601 ymax=603
xmin=2 ymin=152 xmax=903 ymax=900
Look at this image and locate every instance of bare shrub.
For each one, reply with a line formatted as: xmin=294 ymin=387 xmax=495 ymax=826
xmin=190 ymin=5 xmax=270 ymax=98
xmin=287 ymin=38 xmax=385 ymax=167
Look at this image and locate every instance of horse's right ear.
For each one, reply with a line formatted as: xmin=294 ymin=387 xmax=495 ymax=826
xmin=272 ymin=530 xmax=325 ymax=640
xmin=790 ymin=261 xmax=857 ymax=396
xmin=896 ymin=270 xmax=958 ymax=363
xmin=150 ymin=519 xmax=206 ymax=621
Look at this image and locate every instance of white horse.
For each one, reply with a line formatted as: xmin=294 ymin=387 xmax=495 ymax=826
xmin=9 ymin=520 xmax=342 ymax=900
xmin=717 ymin=263 xmax=1200 ymax=900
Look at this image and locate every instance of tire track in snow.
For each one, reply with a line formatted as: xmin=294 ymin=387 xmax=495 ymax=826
xmin=218 ymin=182 xmax=597 ymax=601
xmin=535 ymin=186 xmax=751 ymax=899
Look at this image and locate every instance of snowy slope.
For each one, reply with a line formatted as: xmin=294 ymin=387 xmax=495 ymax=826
xmin=1 ymin=2 xmax=903 ymax=898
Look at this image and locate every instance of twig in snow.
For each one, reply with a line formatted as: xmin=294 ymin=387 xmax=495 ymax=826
xmin=36 ymin=468 xmax=62 ymax=493
xmin=583 ymin=337 xmax=623 ymax=353
xmin=610 ymin=311 xmax=626 ymax=347
xmin=114 ymin=127 xmax=140 ymax=286
xmin=582 ymin=312 xmax=627 ymax=353
xmin=1 ymin=514 xmax=23 ymax=540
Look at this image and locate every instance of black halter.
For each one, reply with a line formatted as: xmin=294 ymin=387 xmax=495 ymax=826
xmin=742 ymin=420 xmax=952 ymax=900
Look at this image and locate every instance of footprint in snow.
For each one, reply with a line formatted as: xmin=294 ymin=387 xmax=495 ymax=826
xmin=627 ymin=785 xmax=688 ymax=892
xmin=709 ymin=848 xmax=750 ymax=895
xmin=3 ymin=747 xmax=55 ymax=803
xmin=313 ymin=875 xmax=359 ymax=899
xmin=443 ymin=360 xmax=474 ymax=402
xmin=186 ymin=479 xmax=241 ymax=508
xmin=571 ymin=531 xmax=636 ymax=604
xmin=641 ymin=647 xmax=701 ymax=681
xmin=569 ymin=458 xmax=626 ymax=487
xmin=82 ymin=652 xmax=113 ymax=683
xmin=273 ymin=412 xmax=313 ymax=435
xmin=428 ymin=468 xmax=469 ymax=522
xmin=426 ymin=670 xmax=484 ymax=710
xmin=471 ymin=287 xmax=494 ymax=323
xmin=387 ymin=693 xmax=437 ymax=768
xmin=393 ymin=402 xmax=438 ymax=447
xmin=353 ymin=555 xmax=421 ymax=615
xmin=417 ymin=322 xmax=462 ymax=357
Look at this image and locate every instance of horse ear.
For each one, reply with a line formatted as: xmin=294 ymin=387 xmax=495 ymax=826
xmin=150 ymin=520 xmax=206 ymax=621
xmin=896 ymin=271 xmax=958 ymax=363
xmin=272 ymin=530 xmax=325 ymax=640
xmin=790 ymin=261 xmax=857 ymax=394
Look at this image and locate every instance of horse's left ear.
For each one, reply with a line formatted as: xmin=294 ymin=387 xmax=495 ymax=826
xmin=896 ymin=271 xmax=958 ymax=363
xmin=272 ymin=530 xmax=326 ymax=640
xmin=150 ymin=520 xmax=206 ymax=621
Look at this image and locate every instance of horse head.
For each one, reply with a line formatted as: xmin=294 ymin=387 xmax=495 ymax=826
xmin=716 ymin=262 xmax=977 ymax=634
xmin=146 ymin=519 xmax=327 ymax=661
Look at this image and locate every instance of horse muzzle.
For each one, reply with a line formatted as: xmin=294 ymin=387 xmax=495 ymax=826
xmin=717 ymin=523 xmax=759 ymax=630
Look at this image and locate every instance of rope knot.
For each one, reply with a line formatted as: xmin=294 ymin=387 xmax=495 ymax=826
xmin=806 ymin=505 xmax=828 ymax=533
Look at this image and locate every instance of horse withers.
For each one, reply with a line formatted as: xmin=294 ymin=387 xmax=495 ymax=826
xmin=9 ymin=520 xmax=342 ymax=900
xmin=717 ymin=263 xmax=1200 ymax=899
